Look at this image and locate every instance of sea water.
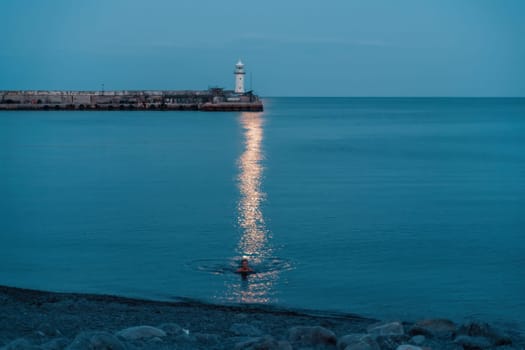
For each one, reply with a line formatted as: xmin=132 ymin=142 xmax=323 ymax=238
xmin=1 ymin=98 xmax=524 ymax=330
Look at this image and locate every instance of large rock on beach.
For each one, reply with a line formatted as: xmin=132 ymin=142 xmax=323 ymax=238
xmin=289 ymin=326 xmax=337 ymax=347
xmin=115 ymin=326 xmax=166 ymax=341
xmin=337 ymin=334 xmax=379 ymax=350
xmin=230 ymin=323 xmax=264 ymax=337
xmin=454 ymin=335 xmax=493 ymax=349
xmin=409 ymin=335 xmax=426 ymax=345
xmin=375 ymin=335 xmax=409 ymax=350
xmin=458 ymin=321 xmax=493 ymax=337
xmin=409 ymin=319 xmax=457 ymax=339
xmin=367 ymin=321 xmax=404 ymax=337
xmin=66 ymin=332 xmax=125 ymax=350
xmin=457 ymin=321 xmax=512 ymax=346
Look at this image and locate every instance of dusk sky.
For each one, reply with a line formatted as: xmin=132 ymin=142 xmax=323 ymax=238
xmin=1 ymin=0 xmax=524 ymax=96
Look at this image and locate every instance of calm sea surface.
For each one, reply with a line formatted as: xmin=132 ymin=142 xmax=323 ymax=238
xmin=1 ymin=98 xmax=524 ymax=329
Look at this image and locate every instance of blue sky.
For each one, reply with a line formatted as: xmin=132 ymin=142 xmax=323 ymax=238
xmin=1 ymin=0 xmax=524 ymax=96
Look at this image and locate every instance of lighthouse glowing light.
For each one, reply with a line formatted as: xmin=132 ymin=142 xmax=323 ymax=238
xmin=234 ymin=59 xmax=246 ymax=94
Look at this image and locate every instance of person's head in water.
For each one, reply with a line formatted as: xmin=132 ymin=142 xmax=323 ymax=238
xmin=237 ymin=257 xmax=254 ymax=274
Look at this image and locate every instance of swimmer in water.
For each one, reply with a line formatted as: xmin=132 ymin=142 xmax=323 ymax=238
xmin=236 ymin=258 xmax=254 ymax=275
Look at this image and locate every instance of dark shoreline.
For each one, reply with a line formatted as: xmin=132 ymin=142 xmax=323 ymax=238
xmin=1 ymin=285 xmax=523 ymax=350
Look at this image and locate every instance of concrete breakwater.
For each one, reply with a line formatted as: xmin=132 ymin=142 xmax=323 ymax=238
xmin=0 ymin=89 xmax=263 ymax=112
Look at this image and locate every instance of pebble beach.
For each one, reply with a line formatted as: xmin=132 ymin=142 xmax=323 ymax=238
xmin=1 ymin=285 xmax=523 ymax=350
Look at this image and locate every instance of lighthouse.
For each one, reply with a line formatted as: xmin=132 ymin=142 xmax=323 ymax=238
xmin=234 ymin=59 xmax=245 ymax=94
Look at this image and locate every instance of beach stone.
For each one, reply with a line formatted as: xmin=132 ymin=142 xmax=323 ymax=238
xmin=174 ymin=333 xmax=196 ymax=344
xmin=409 ymin=335 xmax=426 ymax=345
xmin=367 ymin=321 xmax=404 ymax=337
xmin=289 ymin=326 xmax=337 ymax=347
xmin=0 ymin=338 xmax=39 ymax=350
xmin=115 ymin=325 xmax=166 ymax=340
xmin=147 ymin=337 xmax=163 ymax=343
xmin=234 ymin=336 xmax=272 ymax=350
xmin=458 ymin=321 xmax=492 ymax=337
xmin=457 ymin=321 xmax=512 ymax=345
xmin=194 ymin=333 xmax=220 ymax=345
xmin=37 ymin=323 xmax=61 ymax=337
xmin=0 ymin=294 xmax=10 ymax=304
xmin=409 ymin=319 xmax=456 ymax=339
xmin=396 ymin=345 xmax=423 ymax=350
xmin=494 ymin=337 xmax=514 ymax=347
xmin=343 ymin=344 xmax=378 ymax=350
xmin=158 ymin=323 xmax=183 ymax=336
xmin=230 ymin=323 xmax=264 ymax=337
xmin=337 ymin=334 xmax=379 ymax=350
xmin=233 ymin=337 xmax=260 ymax=349
xmin=276 ymin=341 xmax=293 ymax=350
xmin=454 ymin=335 xmax=492 ymax=349
xmin=375 ymin=335 xmax=409 ymax=350
xmin=235 ymin=335 xmax=291 ymax=350
xmin=66 ymin=331 xmax=125 ymax=350
xmin=249 ymin=337 xmax=286 ymax=350
xmin=41 ymin=338 xmax=69 ymax=350
xmin=235 ymin=313 xmax=249 ymax=320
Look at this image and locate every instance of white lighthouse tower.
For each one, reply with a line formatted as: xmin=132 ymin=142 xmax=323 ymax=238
xmin=234 ymin=59 xmax=245 ymax=94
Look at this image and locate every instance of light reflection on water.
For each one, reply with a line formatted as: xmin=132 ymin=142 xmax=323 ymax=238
xmin=237 ymin=112 xmax=271 ymax=262
xmin=225 ymin=111 xmax=279 ymax=304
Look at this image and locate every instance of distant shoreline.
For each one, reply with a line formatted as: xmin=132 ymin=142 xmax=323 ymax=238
xmin=1 ymin=284 xmax=523 ymax=349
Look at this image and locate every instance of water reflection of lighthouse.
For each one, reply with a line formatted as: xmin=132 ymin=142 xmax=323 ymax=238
xmin=227 ymin=111 xmax=278 ymax=304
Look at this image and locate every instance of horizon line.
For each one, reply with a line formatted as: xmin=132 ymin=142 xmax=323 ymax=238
xmin=1 ymin=90 xmax=524 ymax=99
xmin=262 ymin=96 xmax=525 ymax=99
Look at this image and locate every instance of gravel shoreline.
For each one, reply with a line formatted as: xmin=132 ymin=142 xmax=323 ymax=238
xmin=1 ymin=285 xmax=523 ymax=350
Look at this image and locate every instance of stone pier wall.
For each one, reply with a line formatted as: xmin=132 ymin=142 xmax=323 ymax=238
xmin=0 ymin=89 xmax=263 ymax=112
